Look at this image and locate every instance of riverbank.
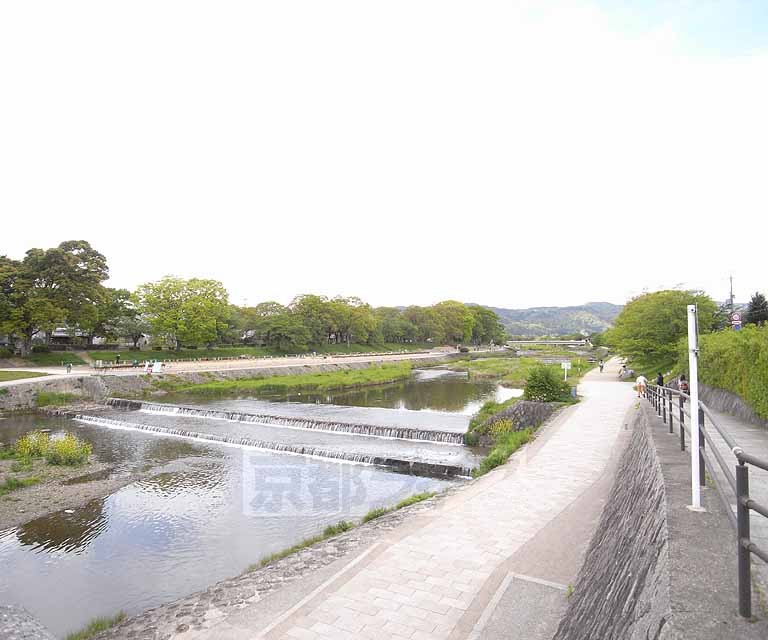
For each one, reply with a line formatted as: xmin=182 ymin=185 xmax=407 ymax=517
xmin=152 ymin=362 xmax=413 ymax=397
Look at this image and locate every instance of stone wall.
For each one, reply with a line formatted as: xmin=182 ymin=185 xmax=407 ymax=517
xmin=699 ymin=383 xmax=768 ymax=430
xmin=0 ymin=376 xmax=106 ymax=413
xmin=553 ymin=409 xmax=671 ymax=640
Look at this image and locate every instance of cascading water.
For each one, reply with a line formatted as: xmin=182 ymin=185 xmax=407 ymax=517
xmin=74 ymin=413 xmax=473 ymax=478
xmin=104 ymin=398 xmax=466 ymax=445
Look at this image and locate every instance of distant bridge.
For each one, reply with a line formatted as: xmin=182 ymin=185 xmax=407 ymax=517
xmin=506 ymin=339 xmax=591 ymax=347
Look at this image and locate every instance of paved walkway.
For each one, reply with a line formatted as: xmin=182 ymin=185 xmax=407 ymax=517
xmin=190 ymin=360 xmax=635 ymax=640
xmin=700 ymin=406 xmax=768 ymax=594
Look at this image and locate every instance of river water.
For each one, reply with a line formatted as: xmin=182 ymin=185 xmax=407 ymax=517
xmin=0 ymin=369 xmax=517 ymax=637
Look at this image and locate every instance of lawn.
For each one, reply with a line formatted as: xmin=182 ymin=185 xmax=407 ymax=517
xmin=446 ymin=355 xmax=596 ymax=387
xmin=87 ymin=342 xmax=432 ymax=363
xmin=23 ymin=352 xmax=87 ymax=366
xmin=0 ymin=371 xmax=49 ymax=382
xmin=157 ymin=362 xmax=414 ymax=397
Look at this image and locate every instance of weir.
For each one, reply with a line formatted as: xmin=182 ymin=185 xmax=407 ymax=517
xmin=104 ymin=398 xmax=465 ymax=445
xmin=74 ymin=414 xmax=473 ymax=478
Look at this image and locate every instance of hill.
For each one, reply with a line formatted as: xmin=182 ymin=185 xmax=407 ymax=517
xmin=484 ymin=302 xmax=623 ymax=337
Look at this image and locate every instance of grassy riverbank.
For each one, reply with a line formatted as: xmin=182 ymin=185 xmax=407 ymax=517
xmin=247 ymin=491 xmax=436 ymax=572
xmin=445 ymin=355 xmax=595 ymax=387
xmin=0 ymin=371 xmax=48 ymax=382
xmin=158 ymin=362 xmax=413 ymax=397
xmin=87 ymin=342 xmax=432 ymax=363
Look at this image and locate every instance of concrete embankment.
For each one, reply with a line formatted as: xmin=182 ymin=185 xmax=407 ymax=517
xmin=0 ymin=355 xmax=460 ymax=413
xmin=554 ymin=403 xmax=768 ymax=639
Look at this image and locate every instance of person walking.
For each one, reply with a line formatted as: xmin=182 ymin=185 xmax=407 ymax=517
xmin=679 ymin=374 xmax=690 ymax=394
xmin=656 ymin=372 xmax=664 ymax=387
xmin=636 ymin=374 xmax=648 ymax=398
xmin=598 ymin=359 xmax=604 ymax=373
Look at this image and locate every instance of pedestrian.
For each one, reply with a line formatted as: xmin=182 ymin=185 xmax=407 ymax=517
xmin=679 ymin=374 xmax=690 ymax=395
xmin=598 ymin=359 xmax=604 ymax=373
xmin=636 ymin=374 xmax=648 ymax=398
xmin=66 ymin=363 xmax=72 ymax=374
xmin=656 ymin=372 xmax=664 ymax=387
xmin=115 ymin=353 xmax=121 ymax=365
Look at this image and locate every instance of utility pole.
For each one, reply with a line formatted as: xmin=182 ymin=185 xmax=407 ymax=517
xmin=687 ymin=304 xmax=704 ymax=511
xmin=730 ymin=275 xmax=734 ymax=313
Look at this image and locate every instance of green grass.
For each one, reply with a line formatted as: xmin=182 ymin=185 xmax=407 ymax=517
xmin=0 ymin=475 xmax=41 ymax=497
xmin=447 ymin=355 xmax=597 ymax=388
xmin=0 ymin=371 xmax=49 ymax=382
xmin=88 ymin=343 xmax=432 ymax=363
xmin=64 ymin=612 xmax=127 ymax=640
xmin=472 ymin=429 xmax=533 ymax=477
xmin=23 ymin=352 xmax=86 ymax=366
xmin=35 ymin=391 xmax=79 ymax=407
xmin=247 ymin=492 xmax=437 ymax=573
xmin=161 ymin=363 xmax=413 ymax=397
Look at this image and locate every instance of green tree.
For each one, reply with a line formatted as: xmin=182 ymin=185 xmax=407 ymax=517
xmin=469 ymin=306 xmax=505 ymax=345
xmin=136 ymin=277 xmax=230 ymax=349
xmin=290 ymin=294 xmax=332 ymax=345
xmin=433 ymin=301 xmax=475 ymax=344
xmin=745 ymin=292 xmax=768 ymax=326
xmin=606 ymin=290 xmax=718 ymax=371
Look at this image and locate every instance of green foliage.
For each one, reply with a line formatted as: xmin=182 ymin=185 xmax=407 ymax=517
xmin=15 ymin=431 xmax=50 ymax=459
xmin=64 ymin=612 xmax=127 ymax=640
xmin=135 ymin=276 xmax=230 ymax=349
xmin=322 ymin=520 xmax=354 ymax=537
xmin=361 ymin=507 xmax=389 ymax=523
xmin=45 ymin=433 xmax=92 ymax=465
xmin=167 ymin=363 xmax=412 ymax=397
xmin=686 ymin=324 xmax=768 ymax=420
xmin=467 ymin=397 xmax=520 ymax=434
xmin=24 ymin=351 xmax=85 ymax=366
xmin=606 ymin=290 xmax=718 ymax=372
xmin=35 ymin=391 xmax=78 ymax=406
xmin=0 ymin=370 xmax=48 ymax=382
xmin=523 ymin=366 xmax=570 ymax=402
xmin=746 ymin=292 xmax=768 ymax=326
xmin=0 ymin=347 xmax=13 ymax=358
xmin=0 ymin=475 xmax=41 ymax=496
xmin=472 ymin=429 xmax=533 ymax=477
xmin=395 ymin=491 xmax=436 ymax=509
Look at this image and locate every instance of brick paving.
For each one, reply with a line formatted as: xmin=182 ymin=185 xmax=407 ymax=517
xmin=194 ymin=361 xmax=635 ymax=639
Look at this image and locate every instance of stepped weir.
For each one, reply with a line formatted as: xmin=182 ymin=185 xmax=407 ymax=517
xmin=74 ymin=414 xmax=473 ymax=478
xmin=104 ymin=398 xmax=465 ymax=445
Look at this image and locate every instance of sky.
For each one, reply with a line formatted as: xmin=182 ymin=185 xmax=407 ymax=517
xmin=1 ymin=1 xmax=766 ymax=309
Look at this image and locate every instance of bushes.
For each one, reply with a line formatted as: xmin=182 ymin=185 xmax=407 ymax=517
xmin=35 ymin=392 xmax=78 ymax=407
xmin=0 ymin=347 xmax=13 ymax=358
xmin=472 ymin=429 xmax=533 ymax=477
xmin=13 ymin=430 xmax=91 ymax=466
xmin=688 ymin=324 xmax=768 ymax=420
xmin=45 ymin=433 xmax=92 ymax=465
xmin=523 ymin=366 xmax=570 ymax=402
xmin=15 ymin=431 xmax=50 ymax=459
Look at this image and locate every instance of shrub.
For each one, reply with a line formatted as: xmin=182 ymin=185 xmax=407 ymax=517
xmin=473 ymin=429 xmax=533 ymax=477
xmin=15 ymin=431 xmax=50 ymax=459
xmin=361 ymin=507 xmax=389 ymax=523
xmin=686 ymin=324 xmax=768 ymax=420
xmin=0 ymin=347 xmax=13 ymax=358
xmin=488 ymin=418 xmax=516 ymax=439
xmin=464 ymin=431 xmax=480 ymax=446
xmin=45 ymin=433 xmax=92 ymax=466
xmin=523 ymin=366 xmax=570 ymax=402
xmin=322 ymin=520 xmax=353 ymax=537
xmin=35 ymin=392 xmax=77 ymax=407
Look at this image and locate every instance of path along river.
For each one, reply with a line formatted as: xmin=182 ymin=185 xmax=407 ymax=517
xmin=0 ymin=369 xmax=519 ymax=637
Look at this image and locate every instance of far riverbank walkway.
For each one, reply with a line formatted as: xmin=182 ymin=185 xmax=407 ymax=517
xmin=190 ymin=360 xmax=636 ymax=640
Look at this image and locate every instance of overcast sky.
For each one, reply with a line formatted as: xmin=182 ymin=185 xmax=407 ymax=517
xmin=2 ymin=1 xmax=765 ymax=309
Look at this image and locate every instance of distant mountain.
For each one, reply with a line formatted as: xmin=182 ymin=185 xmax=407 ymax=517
xmin=484 ymin=302 xmax=623 ymax=337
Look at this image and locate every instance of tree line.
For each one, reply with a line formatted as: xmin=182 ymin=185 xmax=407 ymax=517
xmin=0 ymin=241 xmax=506 ymax=355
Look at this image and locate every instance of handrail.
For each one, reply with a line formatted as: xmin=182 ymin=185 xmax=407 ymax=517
xmin=643 ymin=383 xmax=768 ymax=618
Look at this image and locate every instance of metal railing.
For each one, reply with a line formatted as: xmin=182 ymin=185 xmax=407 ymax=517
xmin=645 ymin=383 xmax=768 ymax=618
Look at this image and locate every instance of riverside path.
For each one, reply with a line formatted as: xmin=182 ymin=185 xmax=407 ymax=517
xmin=187 ymin=359 xmax=636 ymax=640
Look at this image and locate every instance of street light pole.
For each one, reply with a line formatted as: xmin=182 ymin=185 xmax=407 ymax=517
xmin=688 ymin=304 xmax=703 ymax=510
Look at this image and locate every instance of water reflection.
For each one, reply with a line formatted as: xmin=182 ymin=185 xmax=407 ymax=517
xmin=16 ymin=497 xmax=108 ymax=554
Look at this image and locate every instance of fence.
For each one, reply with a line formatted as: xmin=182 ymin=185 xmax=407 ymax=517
xmin=645 ymin=383 xmax=768 ymax=618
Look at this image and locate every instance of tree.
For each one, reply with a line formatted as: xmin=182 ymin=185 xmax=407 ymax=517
xmin=290 ymin=294 xmax=332 ymax=345
xmin=605 ymin=290 xmax=718 ymax=370
xmin=433 ymin=301 xmax=475 ymax=344
xmin=136 ymin=277 xmax=230 ymax=349
xmin=745 ymin=292 xmax=768 ymax=326
xmin=469 ymin=306 xmax=505 ymax=345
